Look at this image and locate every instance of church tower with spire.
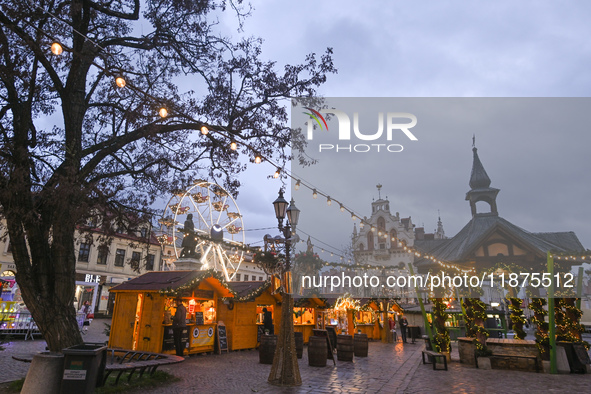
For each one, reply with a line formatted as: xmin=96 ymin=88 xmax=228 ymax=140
xmin=465 ymin=139 xmax=500 ymax=217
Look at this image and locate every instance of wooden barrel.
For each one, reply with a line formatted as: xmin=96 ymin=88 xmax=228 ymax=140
xmin=308 ymin=336 xmax=327 ymax=367
xmin=337 ymin=334 xmax=354 ymax=361
xmin=354 ymin=333 xmax=369 ymax=357
xmin=259 ymin=334 xmax=277 ymax=364
xmin=294 ymin=331 xmax=304 ymax=359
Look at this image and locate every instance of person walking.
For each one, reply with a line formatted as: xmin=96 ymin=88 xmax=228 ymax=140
xmin=173 ymin=298 xmax=187 ymax=357
xmin=398 ymin=314 xmax=409 ymax=343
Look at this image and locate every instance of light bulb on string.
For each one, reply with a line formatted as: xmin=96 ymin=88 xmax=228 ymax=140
xmin=115 ymin=76 xmax=126 ymax=88
xmin=327 ymin=196 xmax=332 ymax=206
xmin=359 ymin=222 xmax=364 ymax=229
xmin=159 ymin=107 xmax=168 ymax=118
xmin=254 ymin=154 xmax=262 ymax=164
xmin=273 ymin=168 xmax=281 ymax=179
xmin=51 ymin=42 xmax=63 ymax=55
xmin=312 ymin=189 xmax=318 ymax=199
xmin=351 ymin=213 xmax=357 ymax=221
xmin=200 ymin=126 xmax=209 ymax=135
xmin=230 ymin=141 xmax=238 ymax=150
xmin=340 ymin=204 xmax=345 ymax=212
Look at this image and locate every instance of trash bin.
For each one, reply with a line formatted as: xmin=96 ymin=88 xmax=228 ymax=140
xmin=60 ymin=342 xmax=107 ymax=394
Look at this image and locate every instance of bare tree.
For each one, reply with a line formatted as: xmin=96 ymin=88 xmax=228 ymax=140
xmin=0 ymin=0 xmax=335 ymax=351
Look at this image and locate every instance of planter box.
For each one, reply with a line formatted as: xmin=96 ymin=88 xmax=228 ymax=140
xmin=477 ymin=356 xmax=491 ymax=370
xmin=458 ymin=337 xmax=476 ymax=366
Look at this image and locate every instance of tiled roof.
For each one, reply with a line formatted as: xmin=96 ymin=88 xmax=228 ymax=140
xmin=415 ymin=214 xmax=585 ymax=264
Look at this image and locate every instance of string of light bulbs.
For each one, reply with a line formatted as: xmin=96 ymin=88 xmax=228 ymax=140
xmin=29 ymin=6 xmax=585 ymax=273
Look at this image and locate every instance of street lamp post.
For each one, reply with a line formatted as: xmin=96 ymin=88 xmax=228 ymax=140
xmin=268 ymin=189 xmax=302 ymax=387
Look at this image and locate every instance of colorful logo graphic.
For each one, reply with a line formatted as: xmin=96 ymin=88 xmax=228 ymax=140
xmin=303 ymin=107 xmax=329 ymax=131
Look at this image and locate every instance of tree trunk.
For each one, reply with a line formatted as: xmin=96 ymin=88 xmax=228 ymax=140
xmin=268 ymin=293 xmax=301 ymax=386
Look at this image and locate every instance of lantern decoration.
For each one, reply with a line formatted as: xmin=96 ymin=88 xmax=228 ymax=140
xmin=51 ymin=42 xmax=63 ymax=55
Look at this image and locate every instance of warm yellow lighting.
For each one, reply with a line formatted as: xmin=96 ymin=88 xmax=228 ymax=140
xmin=51 ymin=42 xmax=63 ymax=55
xmin=339 ymin=204 xmax=345 ymax=212
xmin=273 ymin=168 xmax=280 ymax=178
xmin=327 ymin=197 xmax=332 ymax=206
xmin=294 ymin=180 xmax=300 ymax=190
xmin=359 ymin=222 xmax=364 ymax=229
xmin=230 ymin=141 xmax=237 ymax=150
xmin=115 ymin=76 xmax=126 ymax=88
xmin=159 ymin=107 xmax=168 ymax=118
xmin=312 ymin=189 xmax=317 ymax=199
xmin=254 ymin=155 xmax=262 ymax=164
xmin=200 ymin=126 xmax=209 ymax=135
xmin=351 ymin=213 xmax=357 ymax=221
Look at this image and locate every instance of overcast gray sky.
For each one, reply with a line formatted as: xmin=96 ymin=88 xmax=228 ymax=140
xmin=228 ymin=1 xmax=591 ymax=260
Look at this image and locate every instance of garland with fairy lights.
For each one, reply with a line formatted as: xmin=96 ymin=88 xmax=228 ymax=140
xmin=555 ymin=298 xmax=588 ymax=348
xmin=430 ymin=298 xmax=451 ymax=353
xmin=507 ymin=297 xmax=526 ymax=340
xmin=462 ymin=298 xmax=489 ymax=351
xmin=530 ymin=298 xmax=550 ymax=356
xmin=158 ymin=269 xmax=273 ymax=303
xmin=159 ymin=269 xmax=232 ymax=297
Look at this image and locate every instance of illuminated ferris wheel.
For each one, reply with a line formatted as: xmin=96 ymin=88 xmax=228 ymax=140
xmin=158 ymin=180 xmax=246 ymax=281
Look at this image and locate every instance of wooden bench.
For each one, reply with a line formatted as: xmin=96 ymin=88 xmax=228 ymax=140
xmin=490 ymin=353 xmax=540 ymax=373
xmin=103 ymin=349 xmax=185 ymax=385
xmin=14 ymin=349 xmax=185 ymax=386
xmin=421 ymin=350 xmax=448 ymax=371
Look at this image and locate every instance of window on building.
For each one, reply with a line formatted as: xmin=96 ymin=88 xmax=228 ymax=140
xmin=140 ymin=228 xmax=148 ymax=238
xmin=236 ymin=274 xmax=241 ymax=281
xmin=96 ymin=246 xmax=108 ymax=265
xmin=146 ymin=254 xmax=155 ymax=271
xmin=359 ymin=243 xmax=364 ymax=251
xmin=259 ymin=276 xmax=263 ymax=281
xmin=367 ymin=232 xmax=374 ymax=250
xmin=115 ymin=249 xmax=125 ymax=267
xmin=244 ymin=275 xmax=249 ymax=281
xmin=78 ymin=243 xmax=91 ymax=262
xmin=379 ymin=243 xmax=385 ymax=249
xmin=377 ymin=217 xmax=386 ymax=232
xmin=130 ymin=251 xmax=141 ymax=270
xmin=6 ymin=240 xmax=12 ymax=254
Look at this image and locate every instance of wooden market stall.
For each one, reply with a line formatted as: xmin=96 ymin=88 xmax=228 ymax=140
xmin=293 ymin=296 xmax=327 ymax=343
xmin=217 ymin=280 xmax=282 ymax=351
xmin=109 ymin=270 xmax=234 ymax=355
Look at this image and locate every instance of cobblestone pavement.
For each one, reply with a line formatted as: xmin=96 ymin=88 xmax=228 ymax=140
xmin=0 ymin=317 xmax=110 ymax=383
xmin=139 ymin=339 xmax=590 ymax=394
xmin=2 ymin=321 xmax=590 ymax=393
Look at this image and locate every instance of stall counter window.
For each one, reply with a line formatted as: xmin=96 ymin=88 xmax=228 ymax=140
xmin=163 ymin=297 xmax=217 ymax=354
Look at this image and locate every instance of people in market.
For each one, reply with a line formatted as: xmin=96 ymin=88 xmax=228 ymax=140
xmin=388 ymin=316 xmax=397 ymax=342
xmin=398 ymin=314 xmax=409 ymax=343
xmin=262 ymin=307 xmax=274 ymax=335
xmin=173 ymin=298 xmax=188 ymax=357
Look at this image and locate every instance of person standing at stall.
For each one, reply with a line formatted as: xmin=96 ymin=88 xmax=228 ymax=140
xmin=173 ymin=298 xmax=187 ymax=357
xmin=263 ymin=307 xmax=274 ymax=335
xmin=398 ymin=314 xmax=408 ymax=343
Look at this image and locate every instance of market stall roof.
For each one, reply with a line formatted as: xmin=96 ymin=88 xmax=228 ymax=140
xmin=294 ymin=296 xmax=328 ymax=308
xmin=110 ymin=269 xmax=234 ymax=298
xmin=227 ymin=280 xmax=276 ymax=302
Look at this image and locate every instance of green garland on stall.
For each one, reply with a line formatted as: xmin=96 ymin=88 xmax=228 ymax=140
xmin=507 ymin=297 xmax=526 ymax=340
xmin=158 ymin=268 xmax=273 ymax=303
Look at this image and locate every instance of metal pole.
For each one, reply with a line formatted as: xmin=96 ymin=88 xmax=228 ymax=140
xmin=407 ymin=263 xmax=434 ymax=345
xmin=576 ymin=266 xmax=584 ymax=310
xmin=547 ymin=252 xmax=557 ymax=374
